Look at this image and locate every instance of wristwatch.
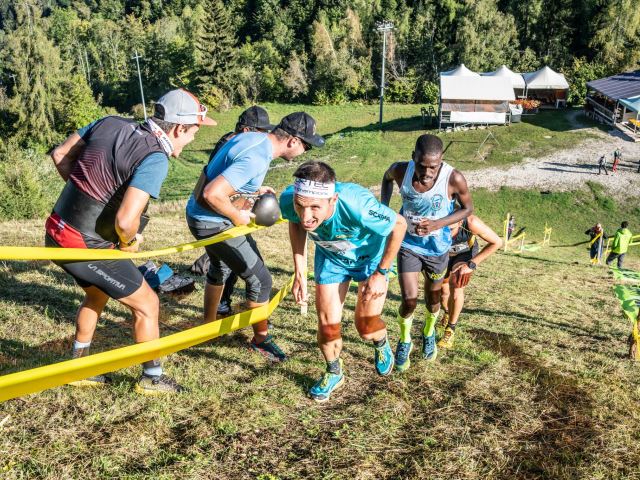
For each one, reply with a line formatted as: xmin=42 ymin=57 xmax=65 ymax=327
xmin=120 ymin=236 xmax=138 ymax=248
xmin=376 ymin=266 xmax=390 ymax=276
xmin=468 ymin=260 xmax=477 ymax=270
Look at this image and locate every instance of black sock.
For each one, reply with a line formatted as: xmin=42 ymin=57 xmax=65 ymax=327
xmin=447 ymin=323 xmax=457 ymax=331
xmin=327 ymin=358 xmax=341 ymax=375
xmin=372 ymin=336 xmax=387 ymax=348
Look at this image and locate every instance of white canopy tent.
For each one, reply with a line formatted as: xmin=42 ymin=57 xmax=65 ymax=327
xmin=441 ymin=64 xmax=480 ymax=77
xmin=439 ymin=76 xmax=515 ymax=127
xmin=482 ymin=65 xmax=525 ymax=92
xmin=522 ymin=66 xmax=569 ymax=89
xmin=522 ymin=66 xmax=569 ymax=107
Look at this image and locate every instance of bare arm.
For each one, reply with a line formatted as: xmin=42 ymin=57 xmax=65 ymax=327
xmin=380 ymin=162 xmax=403 ymax=206
xmin=425 ymin=170 xmax=474 ymax=233
xmin=288 ymin=222 xmax=308 ymax=305
xmin=467 ymin=215 xmax=502 ymax=266
xmin=202 ymin=175 xmax=254 ymax=226
xmin=115 ymin=186 xmax=150 ymax=249
xmin=50 ymin=133 xmax=85 ymax=181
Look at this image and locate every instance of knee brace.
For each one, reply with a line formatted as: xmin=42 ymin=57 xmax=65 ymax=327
xmin=243 ymin=261 xmax=272 ymax=303
xmin=318 ymin=323 xmax=341 ymax=343
xmin=355 ymin=315 xmax=386 ymax=336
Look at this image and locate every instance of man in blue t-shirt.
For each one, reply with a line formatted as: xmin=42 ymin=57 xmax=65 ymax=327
xmin=186 ymin=112 xmax=324 ymax=362
xmin=47 ymin=89 xmax=215 ymax=394
xmin=280 ymin=161 xmax=407 ymax=402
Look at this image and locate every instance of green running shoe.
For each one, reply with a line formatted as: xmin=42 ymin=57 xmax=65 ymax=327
xmin=394 ymin=341 xmax=413 ymax=372
xmin=135 ymin=374 xmax=186 ymax=395
xmin=309 ymin=359 xmax=345 ymax=402
xmin=374 ymin=338 xmax=394 ymax=376
xmin=249 ymin=334 xmax=288 ymax=362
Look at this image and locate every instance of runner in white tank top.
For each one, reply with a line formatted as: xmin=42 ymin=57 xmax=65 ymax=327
xmin=381 ymin=134 xmax=473 ymax=372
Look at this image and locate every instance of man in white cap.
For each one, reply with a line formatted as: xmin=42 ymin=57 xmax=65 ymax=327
xmin=46 ymin=88 xmax=215 ymax=394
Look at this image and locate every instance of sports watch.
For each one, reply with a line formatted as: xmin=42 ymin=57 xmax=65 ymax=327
xmin=468 ymin=260 xmax=477 ymax=270
xmin=376 ymin=266 xmax=390 ymax=276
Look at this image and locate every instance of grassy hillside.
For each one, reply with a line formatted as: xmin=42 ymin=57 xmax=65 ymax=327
xmin=1 ymin=186 xmax=639 ymax=479
xmin=164 ymin=104 xmax=601 ymax=201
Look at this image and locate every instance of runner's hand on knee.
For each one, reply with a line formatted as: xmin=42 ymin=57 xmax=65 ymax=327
xmin=361 ymin=271 xmax=387 ymax=302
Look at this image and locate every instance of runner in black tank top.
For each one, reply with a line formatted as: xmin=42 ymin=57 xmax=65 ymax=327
xmin=438 ymin=214 xmax=502 ymax=349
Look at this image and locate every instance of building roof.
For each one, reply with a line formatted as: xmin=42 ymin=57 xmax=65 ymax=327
xmin=522 ymin=66 xmax=569 ymax=89
xmin=482 ymin=65 xmax=526 ymax=89
xmin=619 ymin=96 xmax=640 ymax=113
xmin=440 ymin=76 xmax=516 ymax=101
xmin=441 ymin=64 xmax=481 ymax=77
xmin=587 ymin=70 xmax=640 ymax=101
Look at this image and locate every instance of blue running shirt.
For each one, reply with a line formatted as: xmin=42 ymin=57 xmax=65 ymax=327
xmin=280 ymin=182 xmax=397 ymax=270
xmin=186 ymin=132 xmax=273 ymax=223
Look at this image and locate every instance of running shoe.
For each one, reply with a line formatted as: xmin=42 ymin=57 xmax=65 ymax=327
xmin=437 ymin=327 xmax=455 ymax=349
xmin=374 ymin=338 xmax=394 ymax=376
xmin=217 ymin=299 xmax=232 ymax=317
xmin=249 ymin=335 xmax=287 ymax=362
xmin=422 ymin=331 xmax=438 ymax=361
xmin=135 ymin=374 xmax=186 ymax=395
xmin=68 ymin=374 xmax=112 ymax=388
xmin=309 ymin=359 xmax=344 ymax=402
xmin=394 ymin=341 xmax=413 ymax=372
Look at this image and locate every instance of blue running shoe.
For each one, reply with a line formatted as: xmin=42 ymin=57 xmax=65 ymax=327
xmin=249 ymin=335 xmax=287 ymax=363
xmin=422 ymin=331 xmax=438 ymax=361
xmin=395 ymin=341 xmax=413 ymax=372
xmin=309 ymin=359 xmax=345 ymax=402
xmin=374 ymin=338 xmax=394 ymax=376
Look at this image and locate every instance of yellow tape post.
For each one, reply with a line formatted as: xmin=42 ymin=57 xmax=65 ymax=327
xmin=0 ymin=220 xmax=286 ymax=261
xmin=0 ymin=277 xmax=293 ymax=403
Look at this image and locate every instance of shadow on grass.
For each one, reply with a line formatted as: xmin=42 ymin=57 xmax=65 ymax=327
xmin=468 ymin=327 xmax=596 ymax=477
xmin=325 ymin=114 xmax=425 ymax=138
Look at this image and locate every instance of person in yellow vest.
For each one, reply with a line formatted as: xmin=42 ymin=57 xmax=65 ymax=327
xmin=438 ymin=214 xmax=502 ymax=348
xmin=606 ymin=221 xmax=633 ymax=269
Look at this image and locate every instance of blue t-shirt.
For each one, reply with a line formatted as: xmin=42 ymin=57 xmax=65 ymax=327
xmin=186 ymin=132 xmax=273 ymax=223
xmin=280 ymin=182 xmax=397 ymax=270
xmin=77 ymin=121 xmax=168 ymax=199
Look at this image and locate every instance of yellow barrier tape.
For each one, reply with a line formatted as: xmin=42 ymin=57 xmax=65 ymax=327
xmin=589 ymin=231 xmax=603 ymax=247
xmin=0 ymin=220 xmax=286 ymax=261
xmin=0 ymin=277 xmax=293 ymax=403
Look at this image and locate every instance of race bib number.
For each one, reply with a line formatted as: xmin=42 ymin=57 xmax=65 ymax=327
xmin=405 ymin=213 xmax=424 ymax=236
xmin=314 ymin=239 xmax=357 ymax=254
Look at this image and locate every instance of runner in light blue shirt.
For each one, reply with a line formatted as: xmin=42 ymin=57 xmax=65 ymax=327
xmin=281 ymin=161 xmax=407 ymax=402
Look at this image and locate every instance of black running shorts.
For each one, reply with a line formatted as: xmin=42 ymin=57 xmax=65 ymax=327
xmin=397 ymin=246 xmax=448 ymax=282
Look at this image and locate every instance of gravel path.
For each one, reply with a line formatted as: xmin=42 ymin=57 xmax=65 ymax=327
xmin=466 ymin=122 xmax=640 ymax=199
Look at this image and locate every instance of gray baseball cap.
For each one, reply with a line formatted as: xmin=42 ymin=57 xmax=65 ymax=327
xmin=154 ymin=89 xmax=217 ymax=126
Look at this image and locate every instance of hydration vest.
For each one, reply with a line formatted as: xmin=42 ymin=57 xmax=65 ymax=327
xmin=53 ymin=116 xmax=166 ymax=243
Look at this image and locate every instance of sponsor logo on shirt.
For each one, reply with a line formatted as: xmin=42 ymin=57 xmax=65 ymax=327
xmin=431 ymin=194 xmax=444 ymax=211
xmin=369 ymin=210 xmax=390 ymax=222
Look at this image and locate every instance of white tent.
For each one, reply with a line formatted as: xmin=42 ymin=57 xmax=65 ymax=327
xmin=482 ymin=65 xmax=525 ymax=90
xmin=439 ymin=76 xmax=515 ymax=126
xmin=440 ymin=76 xmax=515 ymax=101
xmin=441 ymin=64 xmax=480 ymax=77
xmin=522 ymin=66 xmax=569 ymax=90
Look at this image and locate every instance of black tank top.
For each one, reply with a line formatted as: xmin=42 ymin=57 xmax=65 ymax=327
xmin=449 ymin=219 xmax=479 ymax=256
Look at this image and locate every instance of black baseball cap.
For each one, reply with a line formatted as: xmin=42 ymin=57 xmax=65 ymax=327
xmin=237 ymin=106 xmax=275 ymax=131
xmin=276 ymin=112 xmax=325 ymax=148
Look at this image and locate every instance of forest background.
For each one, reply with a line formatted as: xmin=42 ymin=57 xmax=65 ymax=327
xmin=0 ymin=0 xmax=639 ymax=219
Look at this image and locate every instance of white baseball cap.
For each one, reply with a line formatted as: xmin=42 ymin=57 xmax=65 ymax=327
xmin=154 ymin=89 xmax=217 ymax=126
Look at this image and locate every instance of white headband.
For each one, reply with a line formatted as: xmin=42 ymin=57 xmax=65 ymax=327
xmin=294 ymin=178 xmax=335 ymax=198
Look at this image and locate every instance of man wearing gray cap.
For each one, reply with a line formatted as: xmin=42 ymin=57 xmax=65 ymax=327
xmin=46 ymin=88 xmax=215 ymax=394
xmin=186 ymin=112 xmax=324 ymax=362
xmin=191 ymin=106 xmax=276 ymax=316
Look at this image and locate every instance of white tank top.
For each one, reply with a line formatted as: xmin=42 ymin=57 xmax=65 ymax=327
xmin=400 ymin=160 xmax=455 ymax=256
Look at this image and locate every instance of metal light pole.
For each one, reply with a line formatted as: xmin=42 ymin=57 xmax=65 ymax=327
xmin=376 ymin=21 xmax=394 ymax=129
xmin=132 ymin=49 xmax=147 ymax=120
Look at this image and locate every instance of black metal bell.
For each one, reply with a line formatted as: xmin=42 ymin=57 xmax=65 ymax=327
xmin=252 ymin=193 xmax=281 ymax=227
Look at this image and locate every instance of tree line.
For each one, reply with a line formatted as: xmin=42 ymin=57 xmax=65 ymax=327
xmin=1 ymin=0 xmax=639 ymax=146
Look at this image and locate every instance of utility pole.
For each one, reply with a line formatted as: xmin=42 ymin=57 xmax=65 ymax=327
xmin=376 ymin=20 xmax=394 ymax=129
xmin=132 ymin=49 xmax=147 ymax=120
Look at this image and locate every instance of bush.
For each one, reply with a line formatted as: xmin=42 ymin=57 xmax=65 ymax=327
xmin=54 ymin=75 xmax=104 ymax=135
xmin=420 ymin=81 xmax=439 ymax=104
xmin=0 ymin=141 xmax=55 ymax=220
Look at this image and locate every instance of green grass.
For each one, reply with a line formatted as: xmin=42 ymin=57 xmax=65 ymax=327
xmin=1 ymin=187 xmax=640 ymax=478
xmin=163 ymin=104 xmax=601 ymax=201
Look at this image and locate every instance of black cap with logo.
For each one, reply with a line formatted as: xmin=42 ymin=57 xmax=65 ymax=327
xmin=237 ymin=106 xmax=275 ymax=131
xmin=276 ymin=112 xmax=325 ymax=148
